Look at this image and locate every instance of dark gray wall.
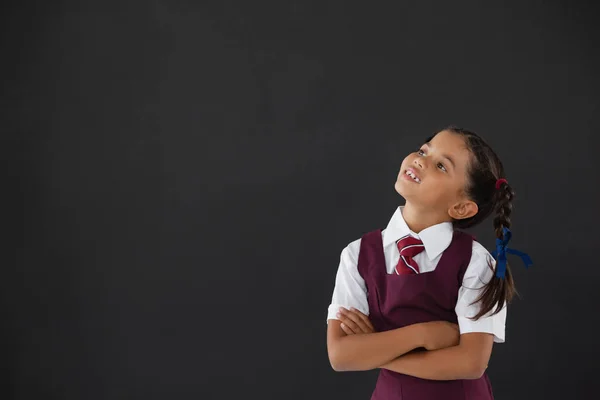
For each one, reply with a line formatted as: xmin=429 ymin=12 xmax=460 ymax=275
xmin=3 ymin=1 xmax=599 ymax=399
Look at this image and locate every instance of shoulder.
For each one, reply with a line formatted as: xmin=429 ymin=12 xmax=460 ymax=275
xmin=463 ymin=240 xmax=496 ymax=287
xmin=470 ymin=240 xmax=494 ymax=263
xmin=341 ymin=237 xmax=362 ymax=263
xmin=340 ymin=228 xmax=384 ymax=264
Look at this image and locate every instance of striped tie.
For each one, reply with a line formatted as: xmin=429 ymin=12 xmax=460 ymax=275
xmin=395 ymin=235 xmax=425 ymax=274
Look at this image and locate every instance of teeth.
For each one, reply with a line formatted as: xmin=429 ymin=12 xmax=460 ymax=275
xmin=405 ymin=170 xmax=421 ymax=183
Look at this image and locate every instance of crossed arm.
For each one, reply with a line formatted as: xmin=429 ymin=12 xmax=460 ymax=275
xmin=379 ymin=331 xmax=493 ymax=380
xmin=327 ymin=308 xmax=493 ymax=380
xmin=326 ymin=318 xmax=427 ymax=372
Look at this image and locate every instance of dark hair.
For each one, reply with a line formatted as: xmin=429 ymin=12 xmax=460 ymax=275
xmin=433 ymin=125 xmax=516 ymax=320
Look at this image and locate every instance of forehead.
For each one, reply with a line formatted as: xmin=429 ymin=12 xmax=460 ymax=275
xmin=429 ymin=131 xmax=470 ymax=158
xmin=430 ymin=130 xmax=466 ymax=149
xmin=427 ymin=130 xmax=473 ymax=175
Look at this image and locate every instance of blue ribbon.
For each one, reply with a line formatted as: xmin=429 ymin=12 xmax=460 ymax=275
xmin=490 ymin=227 xmax=533 ymax=278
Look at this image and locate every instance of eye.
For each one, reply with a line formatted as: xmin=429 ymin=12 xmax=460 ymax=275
xmin=437 ymin=162 xmax=447 ymax=172
xmin=417 ymin=149 xmax=425 ymax=156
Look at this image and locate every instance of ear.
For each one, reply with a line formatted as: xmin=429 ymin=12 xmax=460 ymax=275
xmin=448 ymin=200 xmax=478 ymax=221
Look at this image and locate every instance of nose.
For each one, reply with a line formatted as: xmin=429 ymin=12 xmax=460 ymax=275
xmin=413 ymin=156 xmax=425 ymax=169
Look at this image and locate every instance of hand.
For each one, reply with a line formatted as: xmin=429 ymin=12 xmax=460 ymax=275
xmin=420 ymin=321 xmax=460 ymax=351
xmin=336 ymin=307 xmax=376 ymax=335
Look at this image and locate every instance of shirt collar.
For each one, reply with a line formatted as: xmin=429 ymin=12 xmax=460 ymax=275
xmin=382 ymin=206 xmax=454 ymax=261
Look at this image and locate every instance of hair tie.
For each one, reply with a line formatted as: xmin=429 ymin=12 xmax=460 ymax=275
xmin=491 ymin=227 xmax=533 ymax=278
xmin=495 ymin=178 xmax=508 ymax=190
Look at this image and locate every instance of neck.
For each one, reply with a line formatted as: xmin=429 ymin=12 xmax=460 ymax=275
xmin=401 ymin=201 xmax=451 ymax=233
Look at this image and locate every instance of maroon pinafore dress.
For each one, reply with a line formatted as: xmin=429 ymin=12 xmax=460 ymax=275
xmin=357 ymin=229 xmax=494 ymax=400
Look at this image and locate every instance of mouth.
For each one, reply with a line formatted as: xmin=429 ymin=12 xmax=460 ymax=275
xmin=403 ymin=168 xmax=421 ymax=183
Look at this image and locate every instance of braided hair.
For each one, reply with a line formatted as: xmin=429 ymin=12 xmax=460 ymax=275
xmin=438 ymin=125 xmax=517 ymax=320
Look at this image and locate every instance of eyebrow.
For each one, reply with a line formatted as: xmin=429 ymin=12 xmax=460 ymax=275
xmin=424 ymin=142 xmax=455 ymax=169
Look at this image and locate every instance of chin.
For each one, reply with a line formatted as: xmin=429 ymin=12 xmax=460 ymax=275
xmin=394 ymin=180 xmax=408 ymax=197
xmin=395 ymin=180 xmax=422 ymax=205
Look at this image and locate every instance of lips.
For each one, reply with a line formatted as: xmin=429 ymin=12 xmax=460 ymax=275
xmin=404 ymin=168 xmax=421 ymax=183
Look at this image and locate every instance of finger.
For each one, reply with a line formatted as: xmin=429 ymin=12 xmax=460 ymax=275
xmin=339 ymin=316 xmax=359 ymax=334
xmin=444 ymin=321 xmax=459 ymax=330
xmin=350 ymin=307 xmax=375 ymax=331
xmin=340 ymin=323 xmax=354 ymax=335
xmin=340 ymin=308 xmax=370 ymax=333
xmin=337 ymin=310 xmax=362 ymax=333
xmin=335 ymin=311 xmax=356 ymax=334
xmin=352 ymin=311 xmax=374 ymax=332
xmin=347 ymin=308 xmax=374 ymax=332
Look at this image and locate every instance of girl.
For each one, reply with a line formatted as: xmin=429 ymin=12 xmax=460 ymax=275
xmin=326 ymin=126 xmax=531 ymax=400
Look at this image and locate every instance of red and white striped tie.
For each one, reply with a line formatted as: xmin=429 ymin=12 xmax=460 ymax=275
xmin=395 ymin=236 xmax=425 ymax=274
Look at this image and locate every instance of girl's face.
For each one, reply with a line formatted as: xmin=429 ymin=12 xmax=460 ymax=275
xmin=395 ymin=130 xmax=474 ymax=215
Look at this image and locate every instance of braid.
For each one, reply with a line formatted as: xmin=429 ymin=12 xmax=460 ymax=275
xmin=472 ymin=181 xmax=518 ymax=320
xmin=438 ymin=126 xmax=520 ymax=320
xmin=494 ymin=181 xmax=514 ymax=238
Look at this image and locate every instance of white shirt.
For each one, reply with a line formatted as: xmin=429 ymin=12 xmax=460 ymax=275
xmin=327 ymin=206 xmax=507 ymax=343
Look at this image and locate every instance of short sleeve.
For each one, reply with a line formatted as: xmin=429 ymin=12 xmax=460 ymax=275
xmin=455 ymin=241 xmax=507 ymax=343
xmin=326 ymin=238 xmax=369 ymax=323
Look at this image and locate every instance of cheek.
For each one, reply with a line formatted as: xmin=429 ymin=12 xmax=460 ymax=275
xmin=424 ymin=173 xmax=454 ymax=196
xmin=438 ymin=177 xmax=466 ymax=201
